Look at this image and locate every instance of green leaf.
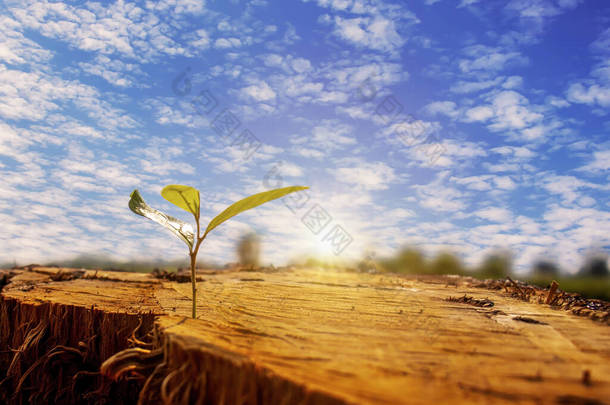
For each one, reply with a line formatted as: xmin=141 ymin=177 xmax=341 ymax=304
xmin=129 ymin=189 xmax=194 ymax=249
xmin=161 ymin=184 xmax=200 ymax=218
xmin=203 ymin=186 xmax=309 ymax=238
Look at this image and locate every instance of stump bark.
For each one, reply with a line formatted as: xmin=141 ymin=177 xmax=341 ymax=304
xmin=1 ymin=266 xmax=608 ymax=404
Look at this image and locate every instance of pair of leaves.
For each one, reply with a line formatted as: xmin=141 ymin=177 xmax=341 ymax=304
xmin=129 ymin=185 xmax=308 ymax=249
xmin=129 ymin=189 xmax=195 ymax=248
xmin=161 ymin=185 xmax=200 ymax=217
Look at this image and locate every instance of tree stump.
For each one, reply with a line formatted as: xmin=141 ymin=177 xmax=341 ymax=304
xmin=1 ymin=266 xmax=608 ymax=404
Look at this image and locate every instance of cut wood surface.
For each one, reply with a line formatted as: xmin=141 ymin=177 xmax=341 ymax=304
xmin=1 ymin=266 xmax=609 ymax=405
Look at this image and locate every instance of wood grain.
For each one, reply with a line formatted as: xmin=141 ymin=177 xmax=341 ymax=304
xmin=1 ymin=266 xmax=608 ymax=404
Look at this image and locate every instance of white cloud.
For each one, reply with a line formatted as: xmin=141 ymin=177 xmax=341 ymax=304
xmin=475 ymin=207 xmax=512 ymax=222
xmin=335 ymin=105 xmax=372 ymax=120
xmin=502 ymin=76 xmax=523 ymax=89
xmin=0 ymin=16 xmax=53 ymax=66
xmin=578 ymin=196 xmax=596 ymax=207
xmin=430 ymin=140 xmax=487 ymax=167
xmin=149 ymin=98 xmax=200 ymax=127
xmin=34 ymin=119 xmax=105 ymax=141
xmin=505 ymin=0 xmax=582 ymax=32
xmin=263 ymin=53 xmax=284 ymax=67
xmin=0 ymin=66 xmax=61 ymax=120
xmin=144 ymin=0 xmax=207 ymax=15
xmin=592 ymin=60 xmax=610 ymax=84
xmin=416 ymin=184 xmax=466 ymax=212
xmin=458 ymin=0 xmax=480 ymax=7
xmin=562 ymin=28 xmax=610 ymax=109
xmin=459 ymin=45 xmax=528 ymax=73
xmin=450 ymin=78 xmax=503 ymax=94
xmin=7 ymin=1 xmax=202 ymax=61
xmin=277 ymin=161 xmax=304 ymax=177
xmin=281 ymin=23 xmax=300 ymax=45
xmin=291 ymin=57 xmax=312 ymax=73
xmin=576 ymin=149 xmax=610 ymax=173
xmin=214 ymin=37 xmax=242 ymax=49
xmin=290 ymin=121 xmax=357 ymax=158
xmin=242 ymin=81 xmax=277 ymax=101
xmin=464 ymin=106 xmax=494 ymax=122
xmin=590 ymin=27 xmax=610 ymax=54
xmin=491 ymin=145 xmax=536 ymax=159
xmin=281 ymin=76 xmax=324 ymax=97
xmin=452 ymin=174 xmax=517 ymax=192
xmin=78 ymin=55 xmax=146 ymax=87
xmin=451 ymin=175 xmax=493 ymax=191
xmin=485 ymin=163 xmax=521 ymax=173
xmin=470 ymin=90 xmax=544 ymax=133
xmin=134 ymin=137 xmax=195 ymax=176
xmin=328 ymin=15 xmax=405 ymax=53
xmin=189 ymin=29 xmax=210 ymax=49
xmin=520 ymin=123 xmax=560 ymax=141
xmin=311 ymin=123 xmax=356 ymax=148
xmin=334 ymin=161 xmax=396 ymax=190
xmin=383 ymin=123 xmax=486 ymax=169
xmin=203 ymin=142 xmax=281 ymax=174
xmin=383 ymin=119 xmax=440 ymax=146
xmin=293 ymin=147 xmax=325 ymax=159
xmin=493 ymin=176 xmax=517 ymax=190
xmin=540 ymin=175 xmax=605 ymax=204
xmin=0 ymin=122 xmax=33 ymax=156
xmin=566 ymin=83 xmax=610 ymax=108
xmin=0 ymin=65 xmax=134 ymax=130
xmin=323 ymin=61 xmax=406 ymax=93
xmin=543 ymin=205 xmax=608 ymax=232
xmin=546 ymin=95 xmax=570 ymax=108
xmin=424 ymin=101 xmax=458 ymax=118
xmin=317 ymin=90 xmax=349 ymax=103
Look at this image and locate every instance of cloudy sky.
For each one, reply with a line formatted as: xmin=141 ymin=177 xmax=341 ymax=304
xmin=0 ymin=0 xmax=608 ymax=273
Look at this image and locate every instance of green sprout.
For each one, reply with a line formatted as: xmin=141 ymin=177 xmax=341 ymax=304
xmin=128 ymin=184 xmax=308 ymax=318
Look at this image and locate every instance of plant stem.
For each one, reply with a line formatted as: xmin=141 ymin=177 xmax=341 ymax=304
xmin=190 ymin=252 xmax=197 ymax=319
xmin=190 ymin=197 xmax=202 ymax=319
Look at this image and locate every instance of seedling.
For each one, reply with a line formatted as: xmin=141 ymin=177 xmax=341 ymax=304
xmin=129 ymin=185 xmax=308 ymax=318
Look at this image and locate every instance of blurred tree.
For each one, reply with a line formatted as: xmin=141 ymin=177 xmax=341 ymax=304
xmin=237 ymin=233 xmax=260 ymax=268
xmin=429 ymin=252 xmax=463 ymax=275
xmin=532 ymin=260 xmax=560 ymax=278
xmin=579 ymin=255 xmax=609 ymax=277
xmin=477 ymin=251 xmax=512 ymax=279
xmin=357 ymin=250 xmax=380 ymax=273
xmin=0 ymin=261 xmax=16 ymax=269
xmin=391 ymin=247 xmax=426 ymax=274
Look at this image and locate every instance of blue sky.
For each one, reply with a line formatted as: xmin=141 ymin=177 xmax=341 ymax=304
xmin=0 ymin=0 xmax=608 ymax=273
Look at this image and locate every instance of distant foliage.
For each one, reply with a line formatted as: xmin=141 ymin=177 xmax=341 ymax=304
xmin=237 ymin=233 xmax=260 ymax=267
xmin=376 ymin=247 xmax=465 ymax=275
xmin=429 ymin=252 xmax=464 ymax=275
xmin=356 ymin=251 xmax=380 ymax=273
xmin=362 ymin=247 xmax=608 ymax=300
xmin=532 ymin=260 xmax=560 ymax=278
xmin=580 ymin=255 xmax=609 ymax=277
xmin=379 ymin=247 xmax=426 ymax=274
xmin=477 ymin=252 xmax=512 ymax=279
